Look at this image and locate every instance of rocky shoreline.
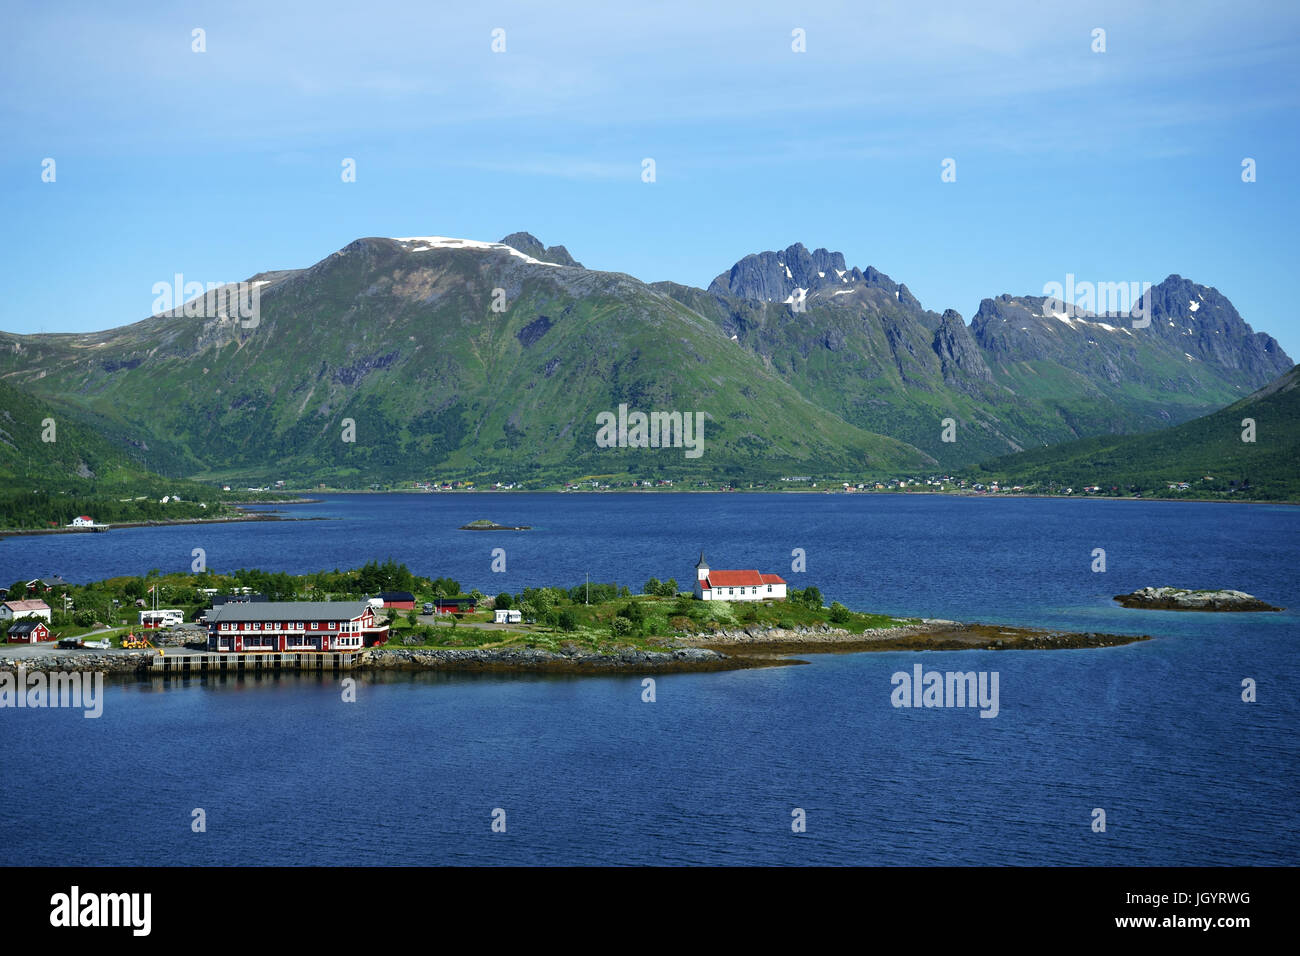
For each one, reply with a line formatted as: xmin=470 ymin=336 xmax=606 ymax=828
xmin=0 ymin=619 xmax=1150 ymax=678
xmin=683 ymin=619 xmax=1149 ymax=653
xmin=359 ymin=646 xmax=748 ymax=674
xmin=1114 ymin=586 xmax=1283 ymax=612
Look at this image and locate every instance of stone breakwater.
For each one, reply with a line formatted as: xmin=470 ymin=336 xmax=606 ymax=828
xmin=359 ymin=646 xmax=749 ymax=674
xmin=0 ymin=646 xmax=748 ymax=676
xmin=0 ymin=652 xmax=154 ymax=674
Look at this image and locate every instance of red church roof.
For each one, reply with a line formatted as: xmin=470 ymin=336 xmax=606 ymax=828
xmin=702 ymin=570 xmax=786 ymax=588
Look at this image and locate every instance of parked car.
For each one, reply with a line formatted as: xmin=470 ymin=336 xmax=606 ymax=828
xmin=421 ymin=602 xmax=434 ymax=614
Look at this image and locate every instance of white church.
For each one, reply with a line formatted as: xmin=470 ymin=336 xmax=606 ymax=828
xmin=693 ymin=554 xmax=788 ymax=602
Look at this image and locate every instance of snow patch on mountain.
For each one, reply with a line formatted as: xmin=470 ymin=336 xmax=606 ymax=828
xmin=392 ymin=236 xmax=564 ymax=267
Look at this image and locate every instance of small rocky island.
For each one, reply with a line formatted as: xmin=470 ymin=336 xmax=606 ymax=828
xmin=1114 ymin=587 xmax=1283 ymax=612
xmin=459 ymin=519 xmax=531 ymax=531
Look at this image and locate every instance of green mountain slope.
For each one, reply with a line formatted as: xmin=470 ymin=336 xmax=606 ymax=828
xmin=1 ymin=233 xmax=1289 ymax=487
xmin=0 ymin=238 xmax=933 ymax=485
xmin=967 ymin=365 xmax=1300 ymax=499
xmin=0 ymin=378 xmax=234 ymax=528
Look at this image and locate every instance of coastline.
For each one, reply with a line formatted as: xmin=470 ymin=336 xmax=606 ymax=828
xmin=286 ymin=487 xmax=1299 ymax=505
xmin=0 ymin=620 xmax=1149 ymax=679
xmin=0 ymin=508 xmax=325 ymax=539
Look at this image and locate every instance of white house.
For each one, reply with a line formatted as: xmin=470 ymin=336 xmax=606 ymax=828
xmin=68 ymin=515 xmax=95 ymax=527
xmin=0 ymin=599 xmax=52 ymax=623
xmin=693 ymin=554 xmax=787 ymax=602
xmin=494 ymin=609 xmax=522 ymax=624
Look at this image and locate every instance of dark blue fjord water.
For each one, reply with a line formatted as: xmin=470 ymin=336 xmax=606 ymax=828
xmin=1 ymin=493 xmax=1296 ymax=865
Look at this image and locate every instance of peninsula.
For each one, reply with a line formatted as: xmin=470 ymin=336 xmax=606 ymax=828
xmin=0 ymin=563 xmax=1150 ymax=678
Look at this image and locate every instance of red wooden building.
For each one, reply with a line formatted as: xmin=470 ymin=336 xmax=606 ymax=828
xmin=5 ymin=620 xmax=52 ymax=644
xmin=206 ymin=600 xmax=389 ymax=652
xmin=378 ymin=591 xmax=416 ymax=610
xmin=432 ymin=597 xmax=477 ymax=614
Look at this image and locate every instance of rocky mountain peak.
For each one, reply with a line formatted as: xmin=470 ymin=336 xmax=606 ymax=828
xmin=498 ymin=232 xmax=584 ymax=268
xmin=707 ymin=243 xmax=921 ymax=311
xmin=932 ymin=309 xmax=992 ymax=386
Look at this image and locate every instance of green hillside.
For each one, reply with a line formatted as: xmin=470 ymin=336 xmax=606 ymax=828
xmin=0 ymin=378 xmax=237 ymax=528
xmin=0 ymin=239 xmax=933 ymax=486
xmin=967 ymin=365 xmax=1300 ymax=499
xmin=0 ymin=234 xmax=1288 ymax=490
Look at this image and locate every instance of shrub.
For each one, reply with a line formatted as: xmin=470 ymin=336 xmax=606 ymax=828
xmin=609 ymin=617 xmax=633 ymax=636
xmin=495 ymin=592 xmax=513 ymax=610
xmin=643 ymin=577 xmax=662 ymax=596
xmin=558 ymin=609 xmax=578 ymax=632
xmin=828 ymin=602 xmax=851 ymax=624
xmin=793 ymin=586 xmax=823 ymax=610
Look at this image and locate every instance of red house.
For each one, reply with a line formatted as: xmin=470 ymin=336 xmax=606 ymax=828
xmin=378 ymin=591 xmax=416 ymax=610
xmin=432 ymin=597 xmax=477 ymax=614
xmin=206 ymin=600 xmax=389 ymax=652
xmin=6 ymin=620 xmax=52 ymax=644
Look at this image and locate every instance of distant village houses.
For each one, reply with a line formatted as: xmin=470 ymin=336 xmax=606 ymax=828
xmin=26 ymin=576 xmax=69 ymax=594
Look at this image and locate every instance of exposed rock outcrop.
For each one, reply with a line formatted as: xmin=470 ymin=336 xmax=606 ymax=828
xmin=1114 ymin=587 xmax=1283 ymax=612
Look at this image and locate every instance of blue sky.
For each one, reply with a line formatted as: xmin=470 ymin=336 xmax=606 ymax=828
xmin=3 ymin=0 xmax=1299 ymax=356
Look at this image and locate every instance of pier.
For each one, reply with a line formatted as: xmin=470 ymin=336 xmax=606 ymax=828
xmin=148 ymin=650 xmax=363 ymax=676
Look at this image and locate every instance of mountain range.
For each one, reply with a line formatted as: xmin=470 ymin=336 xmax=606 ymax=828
xmin=0 ymin=232 xmax=1291 ymax=488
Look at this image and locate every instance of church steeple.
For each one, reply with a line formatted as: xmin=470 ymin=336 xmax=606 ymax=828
xmin=695 ymin=552 xmax=709 ymax=582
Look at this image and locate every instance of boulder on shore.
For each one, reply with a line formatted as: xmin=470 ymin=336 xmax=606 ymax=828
xmin=1114 ymin=587 xmax=1283 ymax=612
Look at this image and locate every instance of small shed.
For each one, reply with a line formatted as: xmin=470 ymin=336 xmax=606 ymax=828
xmin=494 ymin=609 xmax=522 ymax=624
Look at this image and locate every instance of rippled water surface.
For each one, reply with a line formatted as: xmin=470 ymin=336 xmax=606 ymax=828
xmin=2 ymin=494 xmax=1295 ymax=864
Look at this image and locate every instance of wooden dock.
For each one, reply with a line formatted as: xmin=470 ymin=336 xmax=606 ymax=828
xmin=148 ymin=651 xmax=363 ymax=676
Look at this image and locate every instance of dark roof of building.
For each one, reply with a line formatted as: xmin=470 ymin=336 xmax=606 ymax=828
xmin=8 ymin=620 xmax=47 ymax=634
xmin=379 ymin=591 xmax=415 ymax=602
xmin=207 ymin=601 xmax=372 ymax=623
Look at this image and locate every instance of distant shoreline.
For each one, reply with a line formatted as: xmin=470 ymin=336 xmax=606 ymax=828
xmin=0 ymin=506 xmax=325 ymax=539
xmin=283 ymin=487 xmax=1298 ymax=506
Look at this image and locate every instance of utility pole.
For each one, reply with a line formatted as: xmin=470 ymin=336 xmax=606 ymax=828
xmin=586 ymin=572 xmax=589 ymax=606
